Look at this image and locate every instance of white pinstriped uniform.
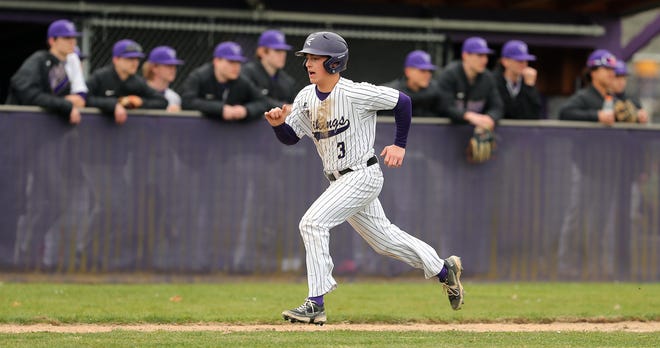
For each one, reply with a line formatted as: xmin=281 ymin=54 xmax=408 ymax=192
xmin=285 ymin=77 xmax=446 ymax=297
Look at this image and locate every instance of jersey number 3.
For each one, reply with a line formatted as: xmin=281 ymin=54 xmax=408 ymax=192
xmin=337 ymin=142 xmax=346 ymax=159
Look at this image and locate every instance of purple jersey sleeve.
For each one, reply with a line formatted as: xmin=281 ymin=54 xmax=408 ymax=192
xmin=392 ymin=91 xmax=412 ymax=148
xmin=272 ymin=123 xmax=300 ymax=145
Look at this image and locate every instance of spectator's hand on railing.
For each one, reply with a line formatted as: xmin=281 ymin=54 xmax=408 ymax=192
xmin=114 ymin=103 xmax=127 ymax=125
xmin=597 ymin=110 xmax=615 ymax=125
xmin=69 ymin=107 xmax=81 ymax=125
xmin=65 ymin=94 xmax=86 ymax=108
xmin=223 ymin=105 xmax=247 ymax=120
xmin=638 ymin=109 xmax=649 ymax=124
xmin=119 ymin=95 xmax=143 ymax=109
xmin=464 ymin=111 xmax=495 ymax=130
xmin=166 ymin=104 xmax=181 ymax=113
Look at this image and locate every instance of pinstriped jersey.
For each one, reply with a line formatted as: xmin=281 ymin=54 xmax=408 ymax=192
xmin=286 ymin=77 xmax=399 ymax=172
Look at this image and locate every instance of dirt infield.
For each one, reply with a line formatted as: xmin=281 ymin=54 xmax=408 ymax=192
xmin=1 ymin=322 xmax=659 ymax=333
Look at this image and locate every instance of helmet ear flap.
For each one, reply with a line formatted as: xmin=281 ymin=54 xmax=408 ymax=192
xmin=323 ymin=54 xmax=348 ymax=74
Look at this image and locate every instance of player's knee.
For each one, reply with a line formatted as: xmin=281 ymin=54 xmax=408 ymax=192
xmin=298 ymin=216 xmax=316 ymax=233
xmin=298 ymin=215 xmax=325 ymax=236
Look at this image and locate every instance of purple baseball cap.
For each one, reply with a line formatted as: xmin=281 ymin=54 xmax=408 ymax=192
xmin=587 ymin=49 xmax=617 ymax=69
xmin=404 ymin=50 xmax=437 ymax=70
xmin=214 ymin=41 xmax=247 ymax=62
xmin=501 ymin=40 xmax=536 ymax=61
xmin=113 ymin=39 xmax=145 ymax=58
xmin=614 ymin=60 xmax=628 ymax=76
xmin=462 ymin=37 xmax=493 ymax=54
xmin=148 ymin=46 xmax=184 ymax=65
xmin=258 ymin=30 xmax=292 ymax=50
xmin=47 ymin=19 xmax=81 ymax=38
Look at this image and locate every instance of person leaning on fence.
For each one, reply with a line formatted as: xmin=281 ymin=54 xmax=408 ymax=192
xmin=6 ymin=19 xmax=85 ymax=124
xmin=558 ymin=49 xmax=621 ymax=125
xmin=611 ymin=60 xmax=649 ymax=124
xmin=242 ymin=29 xmax=297 ymax=110
xmin=437 ymin=37 xmax=503 ymax=129
xmin=181 ymin=41 xmax=269 ymax=121
xmin=437 ymin=37 xmax=503 ymax=163
xmin=382 ymin=50 xmax=443 ymax=117
xmin=143 ymin=46 xmax=185 ymax=113
xmin=493 ymin=40 xmax=542 ymax=119
xmin=85 ymin=39 xmax=168 ymax=124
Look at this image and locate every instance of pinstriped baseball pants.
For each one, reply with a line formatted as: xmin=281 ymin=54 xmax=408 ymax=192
xmin=299 ymin=164 xmax=446 ymax=297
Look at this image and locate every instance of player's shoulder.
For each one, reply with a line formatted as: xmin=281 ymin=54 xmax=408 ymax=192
xmin=298 ymin=84 xmax=316 ymax=94
xmin=338 ymin=78 xmax=379 ymax=92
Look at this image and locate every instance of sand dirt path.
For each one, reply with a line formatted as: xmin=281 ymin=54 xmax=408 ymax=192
xmin=1 ymin=321 xmax=658 ymax=333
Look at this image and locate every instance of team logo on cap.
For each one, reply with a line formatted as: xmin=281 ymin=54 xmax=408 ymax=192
xmin=306 ymin=37 xmax=315 ymax=46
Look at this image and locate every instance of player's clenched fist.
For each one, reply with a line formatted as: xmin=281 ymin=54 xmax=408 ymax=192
xmin=264 ymin=104 xmax=292 ymax=126
xmin=380 ymin=144 xmax=406 ymax=168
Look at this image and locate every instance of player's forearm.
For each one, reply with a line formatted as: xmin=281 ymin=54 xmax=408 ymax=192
xmin=392 ymin=92 xmax=411 ymax=148
xmin=272 ymin=123 xmax=300 ymax=145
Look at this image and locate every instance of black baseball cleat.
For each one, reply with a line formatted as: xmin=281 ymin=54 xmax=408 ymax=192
xmin=441 ymin=255 xmax=464 ymax=310
xmin=282 ymin=299 xmax=327 ymax=326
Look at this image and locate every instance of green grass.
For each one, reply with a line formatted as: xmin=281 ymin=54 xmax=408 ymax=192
xmin=1 ymin=331 xmax=659 ymax=348
xmin=1 ymin=281 xmax=658 ymax=324
xmin=1 ymin=281 xmax=658 ymax=347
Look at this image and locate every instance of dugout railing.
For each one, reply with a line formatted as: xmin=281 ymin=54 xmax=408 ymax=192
xmin=1 ymin=105 xmax=658 ymax=281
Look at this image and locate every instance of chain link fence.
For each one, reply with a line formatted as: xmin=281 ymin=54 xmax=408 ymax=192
xmin=80 ymin=12 xmax=447 ymax=94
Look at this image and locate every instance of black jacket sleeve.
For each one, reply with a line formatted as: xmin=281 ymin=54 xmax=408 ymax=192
xmin=559 ymin=88 xmax=600 ymax=122
xmin=482 ymin=72 xmax=504 ymax=121
xmin=9 ymin=51 xmax=73 ymax=119
xmin=241 ymin=78 xmax=270 ymax=122
xmin=133 ymin=77 xmax=168 ymax=109
xmin=181 ymin=65 xmax=225 ymax=118
xmin=86 ymin=68 xmax=120 ymax=114
xmin=437 ymin=65 xmax=467 ymax=122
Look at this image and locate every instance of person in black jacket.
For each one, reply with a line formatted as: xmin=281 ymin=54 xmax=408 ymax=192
xmin=493 ymin=40 xmax=542 ymax=119
xmin=383 ymin=50 xmax=443 ymax=117
xmin=7 ymin=19 xmax=85 ymax=124
xmin=86 ymin=39 xmax=168 ymax=124
xmin=242 ymin=30 xmax=297 ymax=109
xmin=558 ymin=49 xmax=618 ymax=125
xmin=181 ymin=41 xmax=269 ymax=121
xmin=437 ymin=37 xmax=503 ymax=129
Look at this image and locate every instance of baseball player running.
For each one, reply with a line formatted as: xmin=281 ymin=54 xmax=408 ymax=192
xmin=264 ymin=31 xmax=464 ymax=326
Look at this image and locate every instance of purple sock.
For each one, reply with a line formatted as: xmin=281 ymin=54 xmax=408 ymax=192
xmin=437 ymin=266 xmax=448 ymax=283
xmin=308 ymin=295 xmax=324 ymax=306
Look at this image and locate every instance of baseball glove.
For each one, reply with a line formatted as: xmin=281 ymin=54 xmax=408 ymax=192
xmin=614 ymin=99 xmax=638 ymax=123
xmin=119 ymin=95 xmax=143 ymax=109
xmin=466 ymin=127 xmax=495 ymax=164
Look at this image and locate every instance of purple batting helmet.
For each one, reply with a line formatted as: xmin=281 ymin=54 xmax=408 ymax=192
xmin=296 ymin=31 xmax=349 ymax=74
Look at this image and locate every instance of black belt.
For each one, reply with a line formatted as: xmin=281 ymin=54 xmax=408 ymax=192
xmin=326 ymin=156 xmax=378 ymax=181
